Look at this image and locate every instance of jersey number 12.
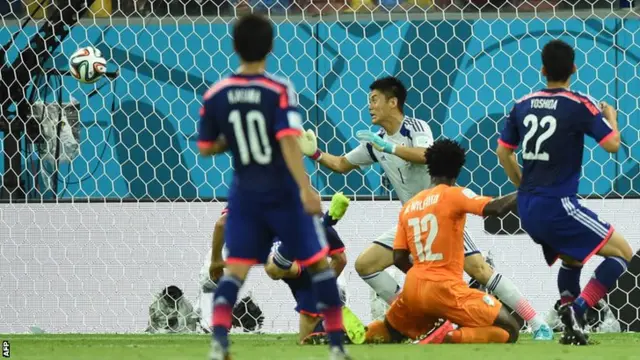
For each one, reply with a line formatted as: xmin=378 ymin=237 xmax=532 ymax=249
xmin=229 ymin=110 xmax=272 ymax=165
xmin=522 ymin=114 xmax=557 ymax=161
xmin=408 ymin=214 xmax=443 ymax=262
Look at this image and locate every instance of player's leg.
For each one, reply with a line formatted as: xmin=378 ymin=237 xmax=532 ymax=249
xmin=462 ymin=232 xmax=551 ymax=340
xmin=270 ymin=209 xmax=348 ymax=358
xmin=355 ymin=227 xmax=401 ymax=304
xmin=365 ymin=294 xmax=436 ymax=344
xmin=209 ymin=209 xmax=269 ymax=360
xmin=427 ymin=282 xmax=517 ymax=344
xmin=565 ymin=229 xmax=633 ymax=328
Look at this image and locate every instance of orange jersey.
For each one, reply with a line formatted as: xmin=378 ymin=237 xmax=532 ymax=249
xmin=393 ymin=184 xmax=493 ymax=281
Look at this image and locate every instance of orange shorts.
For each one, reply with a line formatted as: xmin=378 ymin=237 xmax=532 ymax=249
xmin=386 ymin=275 xmax=502 ymax=338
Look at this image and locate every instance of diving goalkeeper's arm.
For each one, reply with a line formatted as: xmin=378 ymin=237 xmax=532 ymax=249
xmin=297 ymin=129 xmax=360 ymax=174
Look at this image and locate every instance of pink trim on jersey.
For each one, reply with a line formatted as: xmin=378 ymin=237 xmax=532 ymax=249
xmin=297 ymin=247 xmax=329 ymax=267
xmin=226 ymin=257 xmax=259 ymax=265
xmin=203 ymin=77 xmax=290 ymax=109
xmin=221 ymin=208 xmax=229 ymax=215
xmin=197 ymin=140 xmax=216 ymax=150
xmin=498 ymin=139 xmax=518 ymax=149
xmin=276 ymin=128 xmax=302 ymax=140
xmin=329 ymin=247 xmax=345 ymax=256
xmin=199 ymin=106 xmax=205 ymax=117
xmin=516 ymin=90 xmax=601 ymax=116
xmin=598 ymin=130 xmax=617 ymax=145
xmin=204 ymin=78 xmax=249 ymax=100
xmin=582 ymin=226 xmax=614 ymax=265
xmin=299 ymin=309 xmax=323 ymax=318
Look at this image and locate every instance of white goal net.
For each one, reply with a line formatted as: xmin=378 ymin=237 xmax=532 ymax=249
xmin=1 ymin=0 xmax=639 ymax=335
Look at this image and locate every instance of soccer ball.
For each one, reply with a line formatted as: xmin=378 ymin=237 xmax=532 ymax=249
xmin=69 ymin=46 xmax=107 ymax=84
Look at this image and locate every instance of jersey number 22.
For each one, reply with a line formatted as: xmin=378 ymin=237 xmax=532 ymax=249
xmin=522 ymin=114 xmax=557 ymax=161
xmin=408 ymin=214 xmax=443 ymax=262
xmin=229 ymin=110 xmax=272 ymax=165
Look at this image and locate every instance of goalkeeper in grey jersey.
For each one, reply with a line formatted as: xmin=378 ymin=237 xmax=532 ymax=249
xmin=298 ymin=76 xmax=552 ymax=340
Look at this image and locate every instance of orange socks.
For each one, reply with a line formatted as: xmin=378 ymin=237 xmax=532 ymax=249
xmin=448 ymin=326 xmax=509 ymax=344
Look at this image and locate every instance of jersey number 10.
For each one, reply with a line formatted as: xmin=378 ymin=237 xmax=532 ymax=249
xmin=408 ymin=214 xmax=443 ymax=262
xmin=229 ymin=110 xmax=273 ymax=165
xmin=522 ymin=114 xmax=557 ymax=161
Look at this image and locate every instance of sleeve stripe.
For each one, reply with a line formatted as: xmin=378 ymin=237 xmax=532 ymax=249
xmin=197 ymin=140 xmax=216 ymax=150
xmin=329 ymin=247 xmax=346 ymax=256
xmin=598 ymin=130 xmax=617 ymax=145
xmin=498 ymin=139 xmax=518 ymax=149
xmin=275 ymin=128 xmax=302 ymax=140
xmin=366 ymin=143 xmax=378 ymax=163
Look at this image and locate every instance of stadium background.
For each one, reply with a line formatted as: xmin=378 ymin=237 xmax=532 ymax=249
xmin=1 ymin=4 xmax=640 ymax=336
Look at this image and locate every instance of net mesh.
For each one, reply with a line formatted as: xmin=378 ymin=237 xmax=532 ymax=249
xmin=0 ymin=0 xmax=639 ymax=334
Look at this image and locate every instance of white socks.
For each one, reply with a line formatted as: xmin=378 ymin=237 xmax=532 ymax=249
xmin=487 ymin=272 xmax=546 ymax=331
xmin=361 ymin=271 xmax=401 ymax=305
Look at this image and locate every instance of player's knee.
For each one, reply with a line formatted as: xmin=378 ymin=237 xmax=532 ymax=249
xmin=464 ymin=254 xmax=493 ymax=285
xmin=600 ymin=231 xmax=634 ymax=263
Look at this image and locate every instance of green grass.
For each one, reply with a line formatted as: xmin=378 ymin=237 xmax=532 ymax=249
xmin=3 ymin=333 xmax=640 ymax=360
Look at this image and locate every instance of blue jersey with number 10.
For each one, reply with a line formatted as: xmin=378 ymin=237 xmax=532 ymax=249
xmin=198 ymin=73 xmax=304 ymax=198
xmin=499 ymin=88 xmax=615 ymax=197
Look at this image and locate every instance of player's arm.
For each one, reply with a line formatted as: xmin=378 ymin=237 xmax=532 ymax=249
xmin=452 ymin=187 xmax=516 ymax=218
xmin=496 ymin=106 xmax=522 ymax=188
xmin=392 ymin=213 xmax=413 ymax=273
xmin=197 ymin=95 xmax=227 ymax=156
xmin=482 ymin=191 xmax=518 ymax=217
xmin=298 ymin=129 xmax=359 ymax=173
xmin=356 ymin=126 xmax=433 ymax=165
xmin=584 ymin=101 xmax=620 ymax=153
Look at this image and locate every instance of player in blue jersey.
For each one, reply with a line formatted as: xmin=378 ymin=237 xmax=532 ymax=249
xmin=496 ymin=39 xmax=634 ymax=345
xmin=198 ymin=14 xmax=349 ymax=360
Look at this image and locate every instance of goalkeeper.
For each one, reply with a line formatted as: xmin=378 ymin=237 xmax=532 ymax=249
xmin=298 ymin=76 xmax=552 ymax=339
xmin=201 ymin=193 xmax=366 ymax=344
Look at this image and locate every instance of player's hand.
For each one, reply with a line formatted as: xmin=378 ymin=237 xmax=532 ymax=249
xmin=209 ymin=261 xmax=225 ymax=283
xmin=356 ymin=130 xmax=396 ymax=154
xmin=600 ymin=101 xmax=617 ymax=122
xmin=297 ymin=129 xmax=320 ymax=157
xmin=328 ymin=192 xmax=350 ymax=220
xmin=300 ymin=187 xmax=323 ymax=215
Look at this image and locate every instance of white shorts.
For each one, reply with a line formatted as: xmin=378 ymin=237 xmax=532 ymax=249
xmin=372 ymin=225 xmax=481 ymax=257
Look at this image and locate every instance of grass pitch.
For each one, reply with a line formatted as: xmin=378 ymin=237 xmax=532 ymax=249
xmin=4 ymin=333 xmax=640 ymax=360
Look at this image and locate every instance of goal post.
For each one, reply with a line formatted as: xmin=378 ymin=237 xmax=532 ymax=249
xmin=1 ymin=3 xmax=639 ymax=334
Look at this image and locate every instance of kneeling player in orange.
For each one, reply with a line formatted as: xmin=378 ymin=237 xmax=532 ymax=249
xmin=366 ymin=138 xmax=521 ymax=344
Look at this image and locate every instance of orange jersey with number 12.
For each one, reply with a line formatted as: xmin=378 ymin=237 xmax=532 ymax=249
xmin=393 ymin=184 xmax=493 ymax=282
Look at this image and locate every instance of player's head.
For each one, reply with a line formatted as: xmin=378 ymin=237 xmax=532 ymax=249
xmin=541 ymin=39 xmax=576 ymax=84
xmin=233 ymin=14 xmax=273 ymax=63
xmin=161 ymin=285 xmax=183 ymax=307
xmin=368 ymin=76 xmax=407 ymax=125
xmin=425 ymin=138 xmax=466 ymax=185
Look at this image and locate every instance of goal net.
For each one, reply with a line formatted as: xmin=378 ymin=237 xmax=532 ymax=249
xmin=1 ymin=0 xmax=639 ymax=335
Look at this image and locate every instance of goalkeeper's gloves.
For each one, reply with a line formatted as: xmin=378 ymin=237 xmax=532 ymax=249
xmin=356 ymin=130 xmax=396 ymax=154
xmin=297 ymin=129 xmax=323 ymax=160
xmin=328 ymin=192 xmax=350 ymax=221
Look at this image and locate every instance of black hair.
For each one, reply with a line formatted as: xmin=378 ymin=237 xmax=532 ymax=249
xmin=233 ymin=14 xmax=273 ymax=62
xmin=425 ymin=138 xmax=466 ymax=180
xmin=369 ymin=76 xmax=407 ymax=111
xmin=541 ymin=39 xmax=575 ymax=82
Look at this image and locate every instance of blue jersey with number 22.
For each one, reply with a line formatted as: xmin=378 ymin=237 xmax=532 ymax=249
xmin=499 ymin=88 xmax=615 ymax=197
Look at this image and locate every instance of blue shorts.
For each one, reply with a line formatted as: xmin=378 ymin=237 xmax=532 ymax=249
xmin=518 ymin=193 xmax=614 ymax=266
xmin=275 ymin=216 xmax=346 ymax=316
xmin=224 ymin=195 xmax=328 ymax=266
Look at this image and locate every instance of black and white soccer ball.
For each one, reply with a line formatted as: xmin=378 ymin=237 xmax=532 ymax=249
xmin=69 ymin=46 xmax=107 ymax=84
